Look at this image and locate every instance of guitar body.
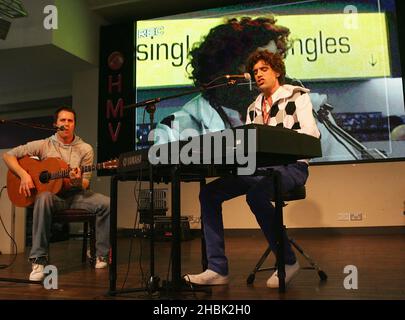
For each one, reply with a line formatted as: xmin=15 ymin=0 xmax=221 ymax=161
xmin=7 ymin=157 xmax=69 ymax=207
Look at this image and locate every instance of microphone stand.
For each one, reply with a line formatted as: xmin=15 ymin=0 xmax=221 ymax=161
xmin=285 ymin=76 xmax=387 ymax=160
xmin=314 ymin=104 xmax=387 ymax=160
xmin=124 ymin=80 xmax=241 ymax=111
xmin=110 ymin=79 xmax=243 ymax=298
xmin=0 ymin=119 xmax=58 ymax=132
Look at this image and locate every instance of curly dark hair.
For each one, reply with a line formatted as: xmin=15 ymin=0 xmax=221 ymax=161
xmin=187 ymin=16 xmax=290 ymax=113
xmin=246 ymin=50 xmax=286 ymax=85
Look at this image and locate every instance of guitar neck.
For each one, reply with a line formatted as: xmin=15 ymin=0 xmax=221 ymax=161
xmin=49 ymin=163 xmax=105 ymax=180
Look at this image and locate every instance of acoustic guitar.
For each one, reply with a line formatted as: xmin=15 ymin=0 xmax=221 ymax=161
xmin=7 ymin=156 xmax=117 ymax=207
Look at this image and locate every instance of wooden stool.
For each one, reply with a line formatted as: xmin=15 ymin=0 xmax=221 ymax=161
xmin=53 ymin=209 xmax=96 ymax=265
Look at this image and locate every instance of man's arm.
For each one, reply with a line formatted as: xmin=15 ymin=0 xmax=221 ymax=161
xmin=2 ymin=153 xmax=35 ymax=197
xmin=68 ymin=145 xmax=93 ymax=190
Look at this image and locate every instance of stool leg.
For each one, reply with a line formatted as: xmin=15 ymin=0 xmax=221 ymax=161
xmin=273 ymin=171 xmax=286 ymax=292
xmin=246 ymin=246 xmax=273 ymax=284
xmin=82 ymin=222 xmax=88 ymax=263
xmin=200 ymin=178 xmax=208 ymax=271
xmin=289 ymin=238 xmax=328 ymax=281
xmin=89 ymin=219 xmax=96 ymax=267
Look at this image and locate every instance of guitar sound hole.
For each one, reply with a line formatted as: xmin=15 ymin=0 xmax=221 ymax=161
xmin=39 ymin=171 xmax=51 ymax=184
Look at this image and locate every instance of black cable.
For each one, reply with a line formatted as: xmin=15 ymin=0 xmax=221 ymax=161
xmin=165 ymin=242 xmax=173 ymax=297
xmin=0 ymin=186 xmax=18 ymax=269
xmin=136 ymin=168 xmax=149 ymax=289
xmin=134 ymin=174 xmax=147 ymax=289
xmin=120 ymin=170 xmax=143 ymax=290
xmin=165 ymin=235 xmax=198 ymax=300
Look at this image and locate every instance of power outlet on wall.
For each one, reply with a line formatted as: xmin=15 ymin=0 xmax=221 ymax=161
xmin=337 ymin=213 xmax=350 ymax=221
xmin=350 ymin=212 xmax=363 ymax=221
xmin=337 ymin=212 xmax=364 ymax=221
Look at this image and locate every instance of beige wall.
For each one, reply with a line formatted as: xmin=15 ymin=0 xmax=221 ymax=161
xmin=0 ymin=155 xmax=26 ymax=254
xmin=114 ymin=162 xmax=405 ymax=229
xmin=72 ymin=68 xmax=111 ymax=196
xmin=293 ymin=162 xmax=405 ymax=228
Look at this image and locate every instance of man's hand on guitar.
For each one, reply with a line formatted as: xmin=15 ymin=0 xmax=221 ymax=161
xmin=19 ymin=172 xmax=35 ymax=197
xmin=69 ymin=167 xmax=83 ymax=188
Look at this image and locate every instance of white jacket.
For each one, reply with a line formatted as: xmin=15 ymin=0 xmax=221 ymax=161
xmin=246 ymin=84 xmax=320 ymax=139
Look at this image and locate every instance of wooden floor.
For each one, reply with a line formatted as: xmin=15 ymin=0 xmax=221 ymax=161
xmin=0 ymin=232 xmax=404 ymax=300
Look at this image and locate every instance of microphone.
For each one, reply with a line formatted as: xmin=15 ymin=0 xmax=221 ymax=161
xmin=54 ymin=125 xmax=65 ymax=131
xmin=204 ymin=73 xmax=252 ymax=88
xmin=225 ymin=73 xmax=252 ymax=91
xmin=224 ymin=73 xmax=251 ymax=81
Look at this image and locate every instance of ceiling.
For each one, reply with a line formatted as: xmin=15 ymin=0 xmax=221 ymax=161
xmin=86 ymin=0 xmax=258 ymax=22
xmin=0 ymin=44 xmax=92 ymax=107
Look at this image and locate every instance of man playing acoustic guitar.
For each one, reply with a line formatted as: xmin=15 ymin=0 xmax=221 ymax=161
xmin=3 ymin=106 xmax=110 ymax=281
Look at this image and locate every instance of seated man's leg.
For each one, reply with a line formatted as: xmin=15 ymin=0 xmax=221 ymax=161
xmin=185 ymin=176 xmax=253 ymax=285
xmin=246 ymin=163 xmax=308 ymax=287
xmin=247 ymin=163 xmax=308 ymax=263
xmin=70 ymin=191 xmax=110 ymax=268
xmin=30 ymin=191 xmax=66 ymax=280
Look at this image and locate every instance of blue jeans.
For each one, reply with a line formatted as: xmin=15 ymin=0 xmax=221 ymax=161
xmin=199 ymin=162 xmax=309 ymax=276
xmin=29 ymin=190 xmax=110 ymax=260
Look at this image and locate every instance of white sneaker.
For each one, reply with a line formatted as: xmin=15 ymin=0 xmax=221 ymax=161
xmin=184 ymin=269 xmax=229 ymax=285
xmin=29 ymin=263 xmax=45 ymax=281
xmin=266 ymin=261 xmax=300 ymax=288
xmin=95 ymin=256 xmax=108 ymax=269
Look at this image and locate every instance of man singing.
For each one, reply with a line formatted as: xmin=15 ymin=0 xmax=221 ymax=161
xmin=184 ymin=50 xmax=320 ymax=288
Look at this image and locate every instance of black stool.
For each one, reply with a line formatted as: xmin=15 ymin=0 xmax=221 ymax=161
xmin=246 ymin=185 xmax=327 ymax=285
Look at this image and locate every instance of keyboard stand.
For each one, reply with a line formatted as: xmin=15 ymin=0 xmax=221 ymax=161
xmin=108 ymin=169 xmax=211 ymax=298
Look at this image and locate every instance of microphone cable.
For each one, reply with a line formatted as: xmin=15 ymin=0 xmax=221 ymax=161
xmin=0 ymin=186 xmax=18 ymax=269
